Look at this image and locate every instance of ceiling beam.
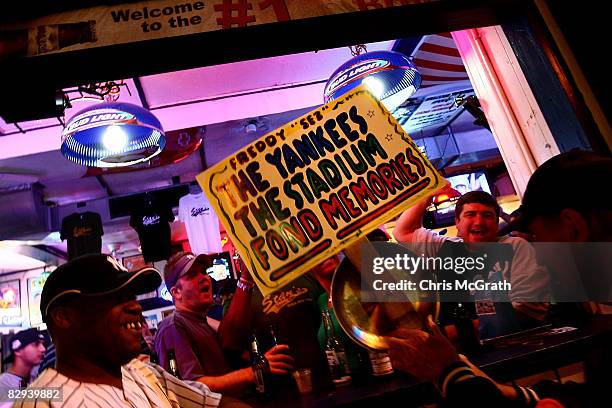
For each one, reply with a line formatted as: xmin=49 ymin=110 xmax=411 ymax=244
xmin=14 ymin=244 xmax=66 ymax=264
xmin=132 ymin=77 xmax=150 ymax=110
xmin=95 ymin=174 xmax=114 ymax=196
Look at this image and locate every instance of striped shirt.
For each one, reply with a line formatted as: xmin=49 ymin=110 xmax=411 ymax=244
xmin=439 ymin=361 xmax=540 ymax=407
xmin=11 ymin=358 xmax=221 ymax=408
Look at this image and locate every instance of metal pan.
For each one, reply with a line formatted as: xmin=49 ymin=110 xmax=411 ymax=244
xmin=330 ymin=243 xmax=439 ymax=350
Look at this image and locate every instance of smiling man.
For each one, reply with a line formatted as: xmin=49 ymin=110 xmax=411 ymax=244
xmin=11 ymin=253 xmax=224 ymax=408
xmin=387 ymin=150 xmax=612 ymax=408
xmin=394 ymin=189 xmax=550 ymax=335
xmin=155 ymin=252 xmax=294 ymax=396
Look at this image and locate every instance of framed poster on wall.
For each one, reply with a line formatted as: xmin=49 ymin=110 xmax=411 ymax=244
xmin=122 ymin=254 xmax=153 ymax=272
xmin=123 ymin=254 xmax=158 ymax=299
xmin=28 ymin=272 xmax=51 ymax=326
xmin=0 ymin=280 xmax=20 ymax=312
xmin=0 ymin=279 xmax=22 ymax=327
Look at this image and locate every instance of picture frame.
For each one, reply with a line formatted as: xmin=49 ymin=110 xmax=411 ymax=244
xmin=0 ymin=280 xmax=22 ymax=323
xmin=122 ymin=254 xmax=154 ymax=272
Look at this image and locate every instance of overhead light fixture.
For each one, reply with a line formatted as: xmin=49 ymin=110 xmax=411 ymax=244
xmin=60 ymin=102 xmax=166 ymax=168
xmin=102 ymin=125 xmax=128 ymax=151
xmin=324 ymin=50 xmax=421 ymax=113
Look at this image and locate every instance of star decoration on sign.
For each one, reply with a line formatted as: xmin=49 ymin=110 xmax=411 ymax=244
xmin=367 ymin=110 xmax=375 ymax=118
xmin=385 ymin=134 xmax=393 ymax=141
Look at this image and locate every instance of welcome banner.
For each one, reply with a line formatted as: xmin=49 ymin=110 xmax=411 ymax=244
xmin=0 ymin=0 xmax=441 ymax=59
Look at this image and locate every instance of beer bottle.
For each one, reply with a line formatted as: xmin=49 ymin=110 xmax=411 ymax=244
xmin=0 ymin=21 xmax=97 ymax=59
xmin=368 ymin=350 xmax=394 ymax=376
xmin=250 ymin=335 xmax=269 ymax=396
xmin=453 ymin=302 xmax=480 ymax=354
xmin=269 ymin=324 xmax=279 ymax=346
xmin=322 ymin=309 xmax=352 ymax=386
xmin=167 ymin=349 xmax=181 ymax=379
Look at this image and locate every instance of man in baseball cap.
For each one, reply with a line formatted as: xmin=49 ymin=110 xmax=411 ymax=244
xmin=39 ymin=253 xmax=161 ymax=322
xmin=155 ymin=251 xmax=293 ymax=396
xmin=16 ymin=253 xmax=225 ymax=407
xmin=0 ymin=328 xmax=46 ymax=397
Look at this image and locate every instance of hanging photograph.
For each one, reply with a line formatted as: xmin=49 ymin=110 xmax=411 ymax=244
xmin=0 ymin=280 xmax=21 ymax=314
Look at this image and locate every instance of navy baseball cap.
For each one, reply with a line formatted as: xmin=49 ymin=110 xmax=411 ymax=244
xmin=41 ymin=253 xmax=161 ymax=321
xmin=10 ymin=328 xmax=45 ymax=352
xmin=3 ymin=328 xmax=45 ymax=363
xmin=513 ymin=150 xmax=612 ymax=230
xmin=164 ymin=252 xmax=214 ymax=290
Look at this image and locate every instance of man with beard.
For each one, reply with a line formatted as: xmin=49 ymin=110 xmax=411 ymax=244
xmin=10 ymin=253 xmax=228 ymax=407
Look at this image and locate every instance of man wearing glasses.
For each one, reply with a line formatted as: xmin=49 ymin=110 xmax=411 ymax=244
xmin=155 ymin=252 xmax=294 ymax=397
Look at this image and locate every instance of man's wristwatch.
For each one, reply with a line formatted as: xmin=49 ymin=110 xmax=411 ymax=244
xmin=237 ymin=278 xmax=255 ymax=293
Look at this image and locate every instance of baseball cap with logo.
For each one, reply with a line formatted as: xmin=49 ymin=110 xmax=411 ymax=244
xmin=40 ymin=253 xmax=162 ymax=322
xmin=164 ymin=252 xmax=214 ymax=290
xmin=3 ymin=328 xmax=45 ymax=363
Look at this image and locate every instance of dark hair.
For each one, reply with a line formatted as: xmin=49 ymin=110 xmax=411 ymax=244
xmin=455 ymin=191 xmax=501 ymax=218
xmin=521 ymin=150 xmax=612 ymax=218
xmin=367 ymin=228 xmax=390 ymax=242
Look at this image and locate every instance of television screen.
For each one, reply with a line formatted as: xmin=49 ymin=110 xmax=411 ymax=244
xmin=424 ymin=171 xmax=492 ymax=229
xmin=206 ymin=253 xmax=232 ymax=281
xmin=447 ymin=171 xmax=491 ymax=194
xmin=122 ymin=254 xmax=153 ymax=272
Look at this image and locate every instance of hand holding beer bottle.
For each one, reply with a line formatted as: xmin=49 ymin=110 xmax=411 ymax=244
xmin=251 ymin=334 xmax=294 ymax=399
xmin=263 ymin=344 xmax=294 ymax=375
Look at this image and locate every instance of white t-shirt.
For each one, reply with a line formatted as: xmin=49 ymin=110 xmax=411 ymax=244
xmin=178 ymin=193 xmax=222 ymax=255
xmin=405 ymin=228 xmax=550 ymax=304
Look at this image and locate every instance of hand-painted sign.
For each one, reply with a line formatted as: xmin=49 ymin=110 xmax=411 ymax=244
xmin=197 ymin=86 xmax=445 ymax=295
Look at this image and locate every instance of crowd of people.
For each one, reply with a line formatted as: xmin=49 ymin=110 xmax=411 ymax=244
xmin=0 ymin=150 xmax=609 ymax=408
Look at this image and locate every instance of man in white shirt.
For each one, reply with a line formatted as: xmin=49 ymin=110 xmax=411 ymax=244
xmin=10 ymin=253 xmax=246 ymax=408
xmin=388 ymin=150 xmax=612 ymax=407
xmin=394 ymin=189 xmax=550 ymax=335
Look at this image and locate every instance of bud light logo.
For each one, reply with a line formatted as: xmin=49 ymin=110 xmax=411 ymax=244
xmin=62 ymin=109 xmax=135 ymax=137
xmin=324 ymin=59 xmax=390 ymax=99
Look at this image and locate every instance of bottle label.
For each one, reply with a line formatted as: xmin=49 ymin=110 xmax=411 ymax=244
xmin=327 ymin=350 xmax=352 ymax=384
xmin=326 ymin=350 xmax=340 ymax=371
xmin=335 ymin=351 xmax=351 ymax=374
xmin=368 ymin=351 xmax=394 ymax=376
xmin=28 ymin=25 xmax=59 ymax=55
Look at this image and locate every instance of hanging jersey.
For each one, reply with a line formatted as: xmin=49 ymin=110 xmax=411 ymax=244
xmin=178 ymin=193 xmax=222 ymax=255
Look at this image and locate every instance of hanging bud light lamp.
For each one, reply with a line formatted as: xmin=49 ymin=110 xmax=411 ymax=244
xmin=60 ymin=102 xmax=166 ymax=167
xmin=324 ymin=50 xmax=421 ymax=113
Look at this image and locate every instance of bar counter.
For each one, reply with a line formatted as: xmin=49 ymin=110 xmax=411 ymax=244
xmin=246 ymin=316 xmax=612 ymax=407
